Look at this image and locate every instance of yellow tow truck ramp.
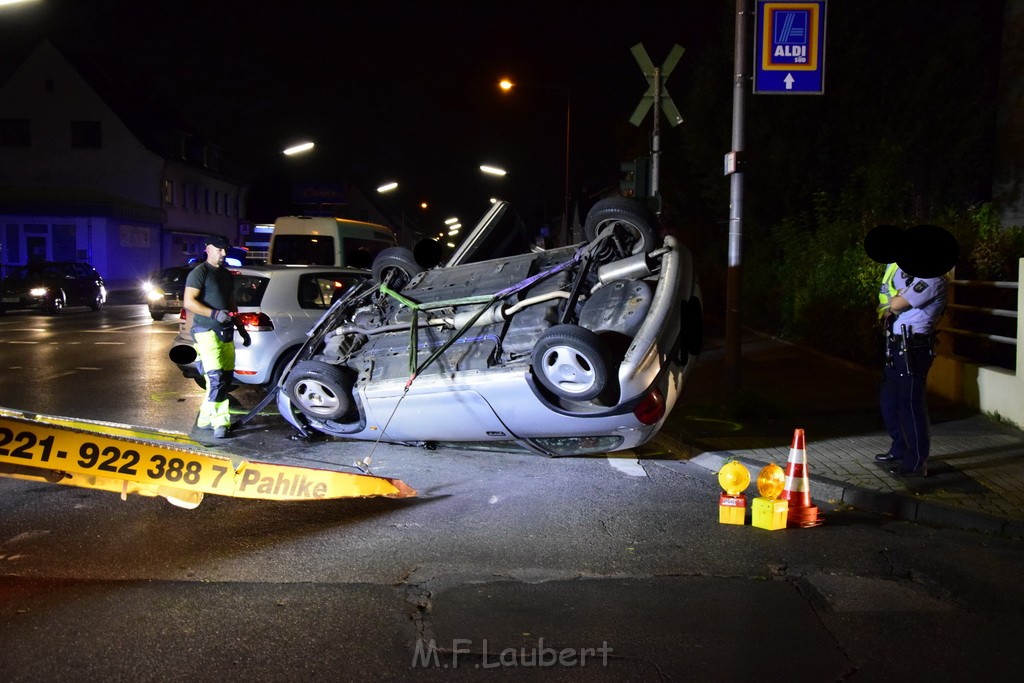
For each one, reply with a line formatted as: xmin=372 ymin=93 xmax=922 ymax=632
xmin=0 ymin=407 xmax=415 ymax=508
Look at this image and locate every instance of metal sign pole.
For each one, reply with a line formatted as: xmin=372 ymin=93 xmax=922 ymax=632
xmin=725 ymin=0 xmax=751 ymax=392
xmin=651 ymin=68 xmax=662 ymax=197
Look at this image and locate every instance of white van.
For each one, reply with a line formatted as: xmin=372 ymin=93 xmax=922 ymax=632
xmin=268 ymin=216 xmax=397 ymax=269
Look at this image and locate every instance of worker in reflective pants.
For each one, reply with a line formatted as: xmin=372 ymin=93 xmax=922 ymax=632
xmin=184 ymin=235 xmax=250 ymax=438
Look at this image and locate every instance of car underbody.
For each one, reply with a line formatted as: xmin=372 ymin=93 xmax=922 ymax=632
xmin=277 ymin=198 xmax=703 ymax=456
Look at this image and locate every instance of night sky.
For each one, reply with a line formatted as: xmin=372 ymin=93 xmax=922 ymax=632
xmin=1 ymin=0 xmax=728 ymax=225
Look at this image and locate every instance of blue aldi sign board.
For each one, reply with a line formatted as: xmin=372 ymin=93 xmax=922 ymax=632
xmin=754 ymin=1 xmax=827 ymax=94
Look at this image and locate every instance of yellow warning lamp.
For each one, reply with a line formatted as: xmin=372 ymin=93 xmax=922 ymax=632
xmin=752 ymin=463 xmax=789 ymax=531
xmin=718 ymin=460 xmax=750 ymax=496
xmin=717 ymin=460 xmax=750 ymax=525
xmin=756 ymin=462 xmax=786 ymax=500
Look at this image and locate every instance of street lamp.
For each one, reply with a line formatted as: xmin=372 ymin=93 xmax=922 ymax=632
xmin=479 ymin=164 xmax=507 ymax=176
xmin=282 ymin=141 xmax=315 ymax=156
xmin=499 ymin=77 xmax=571 ymax=245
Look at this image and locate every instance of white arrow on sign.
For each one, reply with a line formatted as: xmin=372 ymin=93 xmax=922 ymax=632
xmin=784 ymin=73 xmax=795 ymax=90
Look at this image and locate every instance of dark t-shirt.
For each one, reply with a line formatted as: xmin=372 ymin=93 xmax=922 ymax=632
xmin=186 ymin=261 xmax=234 ymax=333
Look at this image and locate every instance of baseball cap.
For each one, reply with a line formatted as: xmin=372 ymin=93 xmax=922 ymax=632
xmin=205 ymin=235 xmax=231 ymax=249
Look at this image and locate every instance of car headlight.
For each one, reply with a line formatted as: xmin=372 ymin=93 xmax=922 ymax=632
xmin=29 ymin=287 xmax=48 ymax=297
xmin=146 ymin=288 xmax=166 ymax=301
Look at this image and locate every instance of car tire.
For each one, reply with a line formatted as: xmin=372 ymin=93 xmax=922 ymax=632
xmin=151 ymin=310 xmax=165 ymax=321
xmin=371 ymin=247 xmax=423 ymax=291
xmin=583 ymin=197 xmax=658 ymax=258
xmin=90 ymin=291 xmax=103 ymax=311
xmin=286 ymin=360 xmax=355 ymax=421
xmin=49 ymin=290 xmax=66 ymax=315
xmin=532 ymin=324 xmax=613 ymax=401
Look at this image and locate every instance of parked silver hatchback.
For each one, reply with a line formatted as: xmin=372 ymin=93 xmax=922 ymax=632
xmin=170 ymin=265 xmax=368 ymax=390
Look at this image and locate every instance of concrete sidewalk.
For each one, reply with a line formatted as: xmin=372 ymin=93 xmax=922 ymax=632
xmin=663 ymin=327 xmax=1024 ymax=538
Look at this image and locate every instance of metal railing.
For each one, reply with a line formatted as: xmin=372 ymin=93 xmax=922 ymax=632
xmin=937 ymin=267 xmax=1020 ymax=371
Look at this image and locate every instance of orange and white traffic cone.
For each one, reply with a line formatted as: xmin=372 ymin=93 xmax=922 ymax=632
xmin=778 ymin=428 xmax=824 ymax=528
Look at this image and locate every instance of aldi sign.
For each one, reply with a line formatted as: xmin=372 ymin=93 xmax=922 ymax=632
xmin=753 ymin=1 xmax=827 ymax=94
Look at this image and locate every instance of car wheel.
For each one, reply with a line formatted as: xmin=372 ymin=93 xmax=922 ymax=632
xmin=286 ymin=360 xmax=355 ymax=421
xmin=583 ymin=197 xmax=658 ymax=259
xmin=151 ymin=310 xmax=165 ymax=321
xmin=90 ymin=291 xmax=103 ymax=311
xmin=371 ymin=247 xmax=423 ymax=291
xmin=532 ymin=324 xmax=613 ymax=401
xmin=49 ymin=291 xmax=66 ymax=315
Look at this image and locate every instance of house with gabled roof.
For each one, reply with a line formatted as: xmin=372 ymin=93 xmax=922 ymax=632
xmin=0 ymin=39 xmax=248 ymax=288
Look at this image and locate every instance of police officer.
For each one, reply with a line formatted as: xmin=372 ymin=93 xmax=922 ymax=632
xmin=184 ymin=235 xmax=250 ymax=438
xmin=875 ymin=268 xmax=948 ymax=476
xmin=866 ymin=224 xmax=957 ymax=478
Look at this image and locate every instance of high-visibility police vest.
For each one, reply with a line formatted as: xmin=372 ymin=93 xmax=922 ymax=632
xmin=877 ymin=262 xmax=899 ymax=318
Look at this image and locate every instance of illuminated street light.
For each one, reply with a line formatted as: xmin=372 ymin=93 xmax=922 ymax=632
xmin=377 ymin=181 xmax=399 ymax=193
xmin=444 ymin=217 xmax=459 ymax=225
xmin=282 ymin=141 xmax=315 ymax=156
xmin=0 ymin=1 xmax=39 ymax=7
xmin=480 ymin=165 xmax=507 ymax=176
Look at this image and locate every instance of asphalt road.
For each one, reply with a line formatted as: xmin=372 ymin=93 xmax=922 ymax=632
xmin=2 ymin=303 xmax=1023 ymax=680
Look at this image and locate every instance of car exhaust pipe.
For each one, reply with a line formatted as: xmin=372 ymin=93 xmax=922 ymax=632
xmin=169 ymin=344 xmax=197 ymax=365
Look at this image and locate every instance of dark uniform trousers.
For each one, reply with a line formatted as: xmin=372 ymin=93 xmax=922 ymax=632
xmin=880 ymin=334 xmax=935 ymax=472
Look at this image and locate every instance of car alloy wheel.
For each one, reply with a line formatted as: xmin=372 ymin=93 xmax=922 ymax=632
xmin=531 ymin=324 xmax=612 ymax=401
xmin=49 ymin=291 xmax=66 ymax=314
xmin=286 ymin=360 xmax=355 ymax=421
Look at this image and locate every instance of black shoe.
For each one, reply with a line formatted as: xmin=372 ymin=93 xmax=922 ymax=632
xmin=889 ymin=464 xmax=928 ymax=478
xmin=874 ymin=452 xmax=902 ymax=463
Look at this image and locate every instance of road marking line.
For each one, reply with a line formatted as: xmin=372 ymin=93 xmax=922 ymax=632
xmin=94 ymin=341 xmax=125 ymax=345
xmin=606 ymin=451 xmax=647 ymax=477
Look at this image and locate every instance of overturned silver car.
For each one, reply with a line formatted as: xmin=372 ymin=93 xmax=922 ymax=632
xmin=275 ymin=197 xmax=703 ymax=456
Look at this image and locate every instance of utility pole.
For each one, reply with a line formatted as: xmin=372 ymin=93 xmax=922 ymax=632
xmin=725 ymin=0 xmax=751 ymax=393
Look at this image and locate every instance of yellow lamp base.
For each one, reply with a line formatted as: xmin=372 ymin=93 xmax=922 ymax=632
xmin=752 ymin=497 xmax=789 ymax=530
xmin=718 ymin=492 xmax=747 ymax=525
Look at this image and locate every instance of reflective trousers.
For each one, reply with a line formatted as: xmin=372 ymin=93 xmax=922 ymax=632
xmin=879 ymin=347 xmax=934 ymax=472
xmin=194 ymin=330 xmax=235 ymax=429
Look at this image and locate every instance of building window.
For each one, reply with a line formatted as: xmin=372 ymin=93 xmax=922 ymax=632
xmin=0 ymin=119 xmax=31 ymax=147
xmin=70 ymin=120 xmax=102 ymax=148
xmin=204 ymin=189 xmax=210 ymax=213
xmin=162 ymin=179 xmax=174 ymax=205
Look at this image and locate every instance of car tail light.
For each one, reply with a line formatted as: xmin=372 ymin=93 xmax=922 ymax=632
xmin=633 ymin=388 xmax=666 ymax=425
xmin=235 ymin=311 xmax=274 ymax=331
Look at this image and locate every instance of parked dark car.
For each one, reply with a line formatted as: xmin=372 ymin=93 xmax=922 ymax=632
xmin=0 ymin=261 xmax=106 ymax=314
xmin=144 ymin=264 xmax=196 ymax=321
xmin=276 ymin=197 xmax=704 ymax=456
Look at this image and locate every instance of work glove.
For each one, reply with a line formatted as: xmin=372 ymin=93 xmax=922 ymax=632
xmin=211 ymin=308 xmax=232 ymax=324
xmin=240 ymin=330 xmax=252 ymax=347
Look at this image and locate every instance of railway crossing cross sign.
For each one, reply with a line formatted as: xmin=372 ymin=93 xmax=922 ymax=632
xmin=629 ymin=43 xmax=684 ymax=128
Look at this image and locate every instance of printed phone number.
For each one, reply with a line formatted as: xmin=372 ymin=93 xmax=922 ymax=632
xmin=0 ymin=426 xmax=228 ymax=487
